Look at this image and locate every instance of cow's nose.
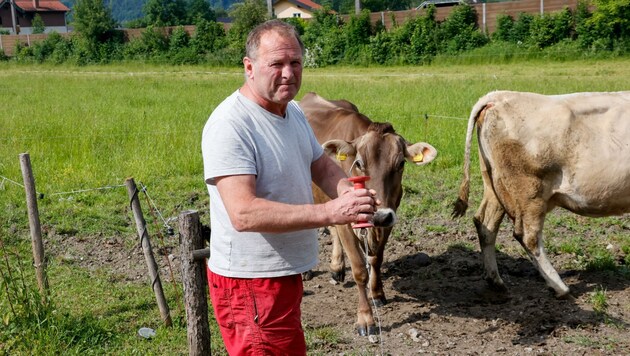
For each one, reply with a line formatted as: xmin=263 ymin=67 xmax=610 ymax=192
xmin=372 ymin=208 xmax=396 ymax=228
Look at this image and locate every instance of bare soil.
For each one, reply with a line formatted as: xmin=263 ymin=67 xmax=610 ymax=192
xmin=300 ymin=216 xmax=630 ymax=355
xmin=47 ymin=214 xmax=630 ymax=356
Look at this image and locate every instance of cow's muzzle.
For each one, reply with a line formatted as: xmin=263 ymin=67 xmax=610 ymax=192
xmin=372 ymin=208 xmax=396 ymax=228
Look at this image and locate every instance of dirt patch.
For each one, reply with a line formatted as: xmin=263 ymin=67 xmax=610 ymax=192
xmin=301 ymin=217 xmax=630 ymax=355
xmin=46 ymin=215 xmax=629 ymax=355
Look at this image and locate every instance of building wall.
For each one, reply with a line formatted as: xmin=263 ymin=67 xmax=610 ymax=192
xmin=274 ymin=2 xmax=314 ymax=19
xmin=3 ymin=24 xmax=67 ymax=34
xmin=0 ymin=4 xmax=14 ymax=29
xmin=0 ymin=9 xmax=67 ymax=34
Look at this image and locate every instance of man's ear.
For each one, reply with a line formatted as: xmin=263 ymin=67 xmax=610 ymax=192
xmin=322 ymin=139 xmax=356 ymax=163
xmin=243 ymin=57 xmax=254 ymax=79
xmin=405 ymin=142 xmax=438 ymax=166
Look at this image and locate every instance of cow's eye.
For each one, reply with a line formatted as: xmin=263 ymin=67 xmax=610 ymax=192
xmin=397 ymin=160 xmax=405 ymax=171
xmin=353 ymin=159 xmax=364 ymax=172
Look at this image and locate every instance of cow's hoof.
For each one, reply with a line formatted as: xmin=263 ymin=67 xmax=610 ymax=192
xmin=485 ymin=279 xmax=508 ymax=293
xmin=357 ymin=325 xmax=378 ymax=336
xmin=371 ymin=297 xmax=387 ymax=307
xmin=331 ymin=270 xmax=345 ymax=283
xmin=553 ymin=289 xmax=575 ymax=301
xmin=301 ymin=270 xmax=313 ymax=281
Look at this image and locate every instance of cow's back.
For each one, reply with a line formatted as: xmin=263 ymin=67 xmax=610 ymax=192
xmin=299 ymin=92 xmax=370 ymax=143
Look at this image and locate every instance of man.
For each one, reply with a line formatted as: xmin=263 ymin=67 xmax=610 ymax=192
xmin=201 ymin=20 xmax=378 ymax=355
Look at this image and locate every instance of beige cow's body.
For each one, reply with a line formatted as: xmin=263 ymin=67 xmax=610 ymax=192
xmin=453 ymin=90 xmax=630 ymax=298
xmin=299 ymin=92 xmax=437 ymax=336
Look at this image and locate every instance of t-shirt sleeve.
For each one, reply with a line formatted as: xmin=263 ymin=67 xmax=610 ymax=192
xmin=202 ymin=115 xmax=256 ymax=186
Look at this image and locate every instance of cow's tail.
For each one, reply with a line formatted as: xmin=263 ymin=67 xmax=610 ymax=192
xmin=452 ymin=94 xmax=493 ymax=218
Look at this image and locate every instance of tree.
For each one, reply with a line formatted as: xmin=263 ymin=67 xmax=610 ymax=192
xmin=227 ymin=0 xmax=268 ymax=47
xmin=143 ymin=0 xmax=188 ymax=26
xmin=191 ymin=19 xmax=226 ymax=53
xmin=187 ymin=0 xmax=216 ymax=24
xmin=73 ymin=0 xmax=118 ymax=43
xmin=32 ymin=14 xmax=45 ymax=34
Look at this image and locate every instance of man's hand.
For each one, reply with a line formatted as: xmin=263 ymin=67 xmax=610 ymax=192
xmin=325 ymin=188 xmax=379 ymax=225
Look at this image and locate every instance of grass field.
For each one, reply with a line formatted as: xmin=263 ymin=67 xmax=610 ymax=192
xmin=1 ymin=58 xmax=630 ymax=354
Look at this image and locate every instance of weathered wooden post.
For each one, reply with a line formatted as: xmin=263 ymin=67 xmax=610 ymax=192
xmin=19 ymin=153 xmax=48 ymax=302
xmin=179 ymin=210 xmax=211 ymax=355
xmin=125 ymin=177 xmax=172 ymax=327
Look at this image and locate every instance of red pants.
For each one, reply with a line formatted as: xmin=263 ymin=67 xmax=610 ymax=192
xmin=207 ymin=269 xmax=306 ymax=356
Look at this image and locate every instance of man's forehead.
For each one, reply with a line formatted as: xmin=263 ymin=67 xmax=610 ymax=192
xmin=258 ymin=34 xmax=302 ymax=59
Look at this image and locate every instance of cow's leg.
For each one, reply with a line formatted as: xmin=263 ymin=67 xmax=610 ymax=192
xmin=339 ymin=226 xmax=377 ymax=336
xmin=474 ymin=181 xmax=507 ymax=291
xmin=367 ymin=230 xmax=390 ymax=307
xmin=516 ymin=209 xmax=571 ymax=299
xmin=329 ymin=225 xmax=345 ymax=282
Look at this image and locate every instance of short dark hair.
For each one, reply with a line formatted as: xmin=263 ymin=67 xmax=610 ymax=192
xmin=245 ymin=20 xmax=305 ymax=60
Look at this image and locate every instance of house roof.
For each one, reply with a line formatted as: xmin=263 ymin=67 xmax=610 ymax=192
xmin=273 ymin=0 xmax=323 ymax=12
xmin=9 ymin=0 xmax=70 ymax=12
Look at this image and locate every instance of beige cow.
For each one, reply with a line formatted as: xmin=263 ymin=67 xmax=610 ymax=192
xmin=299 ymin=92 xmax=437 ymax=336
xmin=453 ymin=90 xmax=630 ymax=298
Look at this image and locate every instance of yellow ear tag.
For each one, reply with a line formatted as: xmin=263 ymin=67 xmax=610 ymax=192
xmin=336 ymin=153 xmax=347 ymax=161
xmin=413 ymin=153 xmax=424 ymax=162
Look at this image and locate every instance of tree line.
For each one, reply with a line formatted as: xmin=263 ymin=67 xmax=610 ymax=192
xmin=2 ymin=0 xmax=629 ymax=65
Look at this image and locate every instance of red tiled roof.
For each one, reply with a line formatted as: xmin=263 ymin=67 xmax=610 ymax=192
xmin=274 ymin=0 xmax=323 ymax=12
xmin=292 ymin=0 xmax=323 ymax=10
xmin=14 ymin=0 xmax=70 ymax=12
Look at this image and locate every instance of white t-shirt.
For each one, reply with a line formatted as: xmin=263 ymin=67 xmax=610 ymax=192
xmin=201 ymin=90 xmax=324 ymax=278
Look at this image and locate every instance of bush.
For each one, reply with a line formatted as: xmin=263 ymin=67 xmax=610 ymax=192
xmin=494 ymin=14 xmax=515 ymax=42
xmin=191 ymin=19 xmax=226 ymax=54
xmin=512 ymin=12 xmax=535 ymax=44
xmin=438 ymin=4 xmax=488 ymax=54
xmin=30 ymin=32 xmax=66 ymax=62
xmin=302 ymin=8 xmax=345 ymax=66
xmin=529 ymin=7 xmax=574 ymax=48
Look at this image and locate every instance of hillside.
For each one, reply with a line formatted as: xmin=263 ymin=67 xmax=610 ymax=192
xmin=61 ymin=0 xmax=240 ymax=24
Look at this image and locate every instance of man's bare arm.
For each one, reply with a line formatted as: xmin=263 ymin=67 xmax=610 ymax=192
xmin=215 ymin=172 xmax=374 ymax=233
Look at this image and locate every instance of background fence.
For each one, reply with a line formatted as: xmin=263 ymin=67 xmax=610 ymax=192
xmin=0 ymin=0 xmax=581 ymax=57
xmin=343 ymin=0 xmax=580 ymax=33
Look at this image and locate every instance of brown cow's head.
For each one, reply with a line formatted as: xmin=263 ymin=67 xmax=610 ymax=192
xmin=322 ymin=123 xmax=437 ymax=227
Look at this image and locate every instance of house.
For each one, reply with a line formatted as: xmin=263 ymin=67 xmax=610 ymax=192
xmin=273 ymin=0 xmax=323 ymax=19
xmin=0 ymin=0 xmax=69 ymax=34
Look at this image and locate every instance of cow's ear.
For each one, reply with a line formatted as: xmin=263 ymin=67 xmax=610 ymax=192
xmin=322 ymin=139 xmax=356 ymax=163
xmin=405 ymin=142 xmax=437 ymax=166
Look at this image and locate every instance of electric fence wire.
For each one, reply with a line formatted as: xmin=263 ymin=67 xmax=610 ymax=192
xmin=138 ymin=181 xmax=174 ymax=234
xmin=1 ymin=174 xmax=127 ymax=200
xmin=138 ymin=181 xmax=182 ymax=312
xmin=1 ymin=174 xmax=174 ymax=234
xmin=0 ymin=175 xmax=25 ymax=190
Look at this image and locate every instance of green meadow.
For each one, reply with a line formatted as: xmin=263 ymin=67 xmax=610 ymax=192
xmin=1 ymin=59 xmax=630 ymax=354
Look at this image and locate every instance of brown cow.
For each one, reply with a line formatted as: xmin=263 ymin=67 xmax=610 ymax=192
xmin=299 ymin=92 xmax=438 ymax=336
xmin=453 ymin=90 xmax=630 ymax=299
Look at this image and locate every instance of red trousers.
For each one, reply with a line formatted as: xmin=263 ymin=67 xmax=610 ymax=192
xmin=207 ymin=268 xmax=306 ymax=356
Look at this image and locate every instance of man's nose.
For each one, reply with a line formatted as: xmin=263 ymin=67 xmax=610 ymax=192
xmin=282 ymin=65 xmax=295 ymax=79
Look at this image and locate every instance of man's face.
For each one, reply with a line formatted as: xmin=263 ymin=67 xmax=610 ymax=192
xmin=244 ymin=31 xmax=303 ymax=107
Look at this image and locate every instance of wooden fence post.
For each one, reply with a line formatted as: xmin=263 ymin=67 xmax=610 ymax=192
xmin=125 ymin=177 xmax=172 ymax=327
xmin=179 ymin=210 xmax=211 ymax=355
xmin=19 ymin=153 xmax=48 ymax=301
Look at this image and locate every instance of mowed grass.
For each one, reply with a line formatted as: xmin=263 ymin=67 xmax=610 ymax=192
xmin=1 ymin=59 xmax=630 ymax=354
